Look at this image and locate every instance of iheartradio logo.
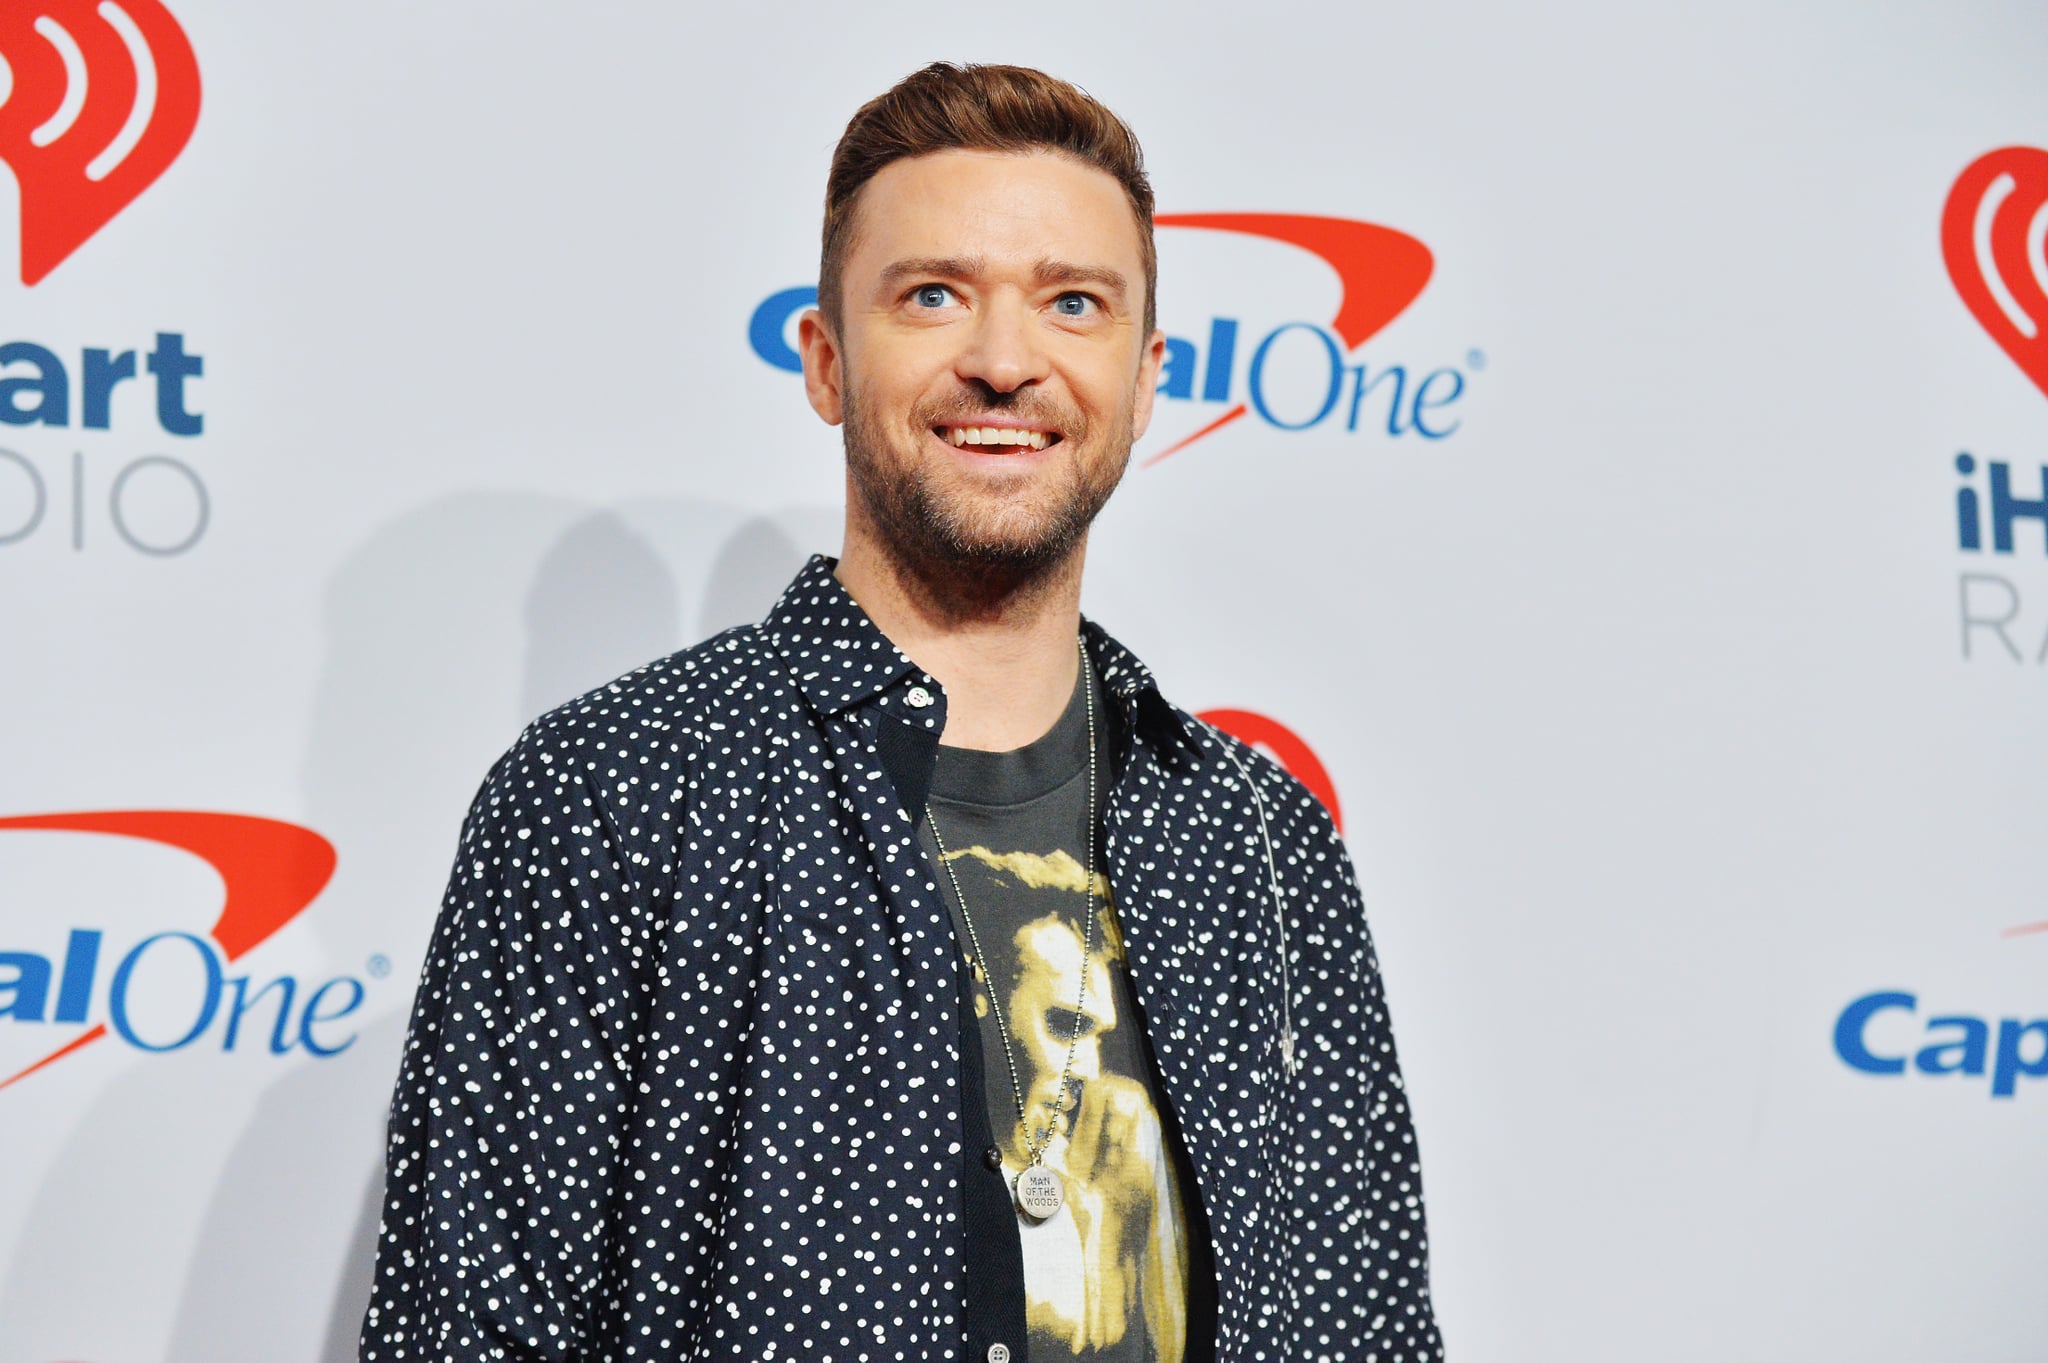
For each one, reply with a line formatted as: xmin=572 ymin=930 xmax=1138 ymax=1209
xmin=0 ymin=0 xmax=200 ymax=286
xmin=1943 ymin=147 xmax=2048 ymax=403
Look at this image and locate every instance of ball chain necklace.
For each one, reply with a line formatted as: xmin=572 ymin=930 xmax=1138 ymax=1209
xmin=925 ymin=641 xmax=1098 ymax=1222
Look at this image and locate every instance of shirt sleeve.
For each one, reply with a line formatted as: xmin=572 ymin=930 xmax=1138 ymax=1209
xmin=1245 ymin=746 xmax=1443 ymax=1363
xmin=361 ymin=728 xmax=659 ymax=1362
xmin=1316 ymin=813 xmax=1444 ymax=1361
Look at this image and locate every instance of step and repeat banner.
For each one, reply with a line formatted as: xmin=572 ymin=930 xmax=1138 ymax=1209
xmin=1 ymin=2 xmax=2043 ymax=1360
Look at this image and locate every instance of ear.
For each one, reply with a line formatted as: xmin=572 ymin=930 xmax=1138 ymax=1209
xmin=797 ymin=308 xmax=845 ymax=426
xmin=1129 ymin=327 xmax=1167 ymax=441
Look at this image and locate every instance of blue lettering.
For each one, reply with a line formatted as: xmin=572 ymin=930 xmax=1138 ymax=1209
xmin=0 ymin=951 xmax=53 ymax=1021
xmin=1957 ymin=453 xmax=1982 ymax=551
xmin=0 ymin=337 xmax=206 ymax=433
xmin=54 ymin=928 xmax=100 ymax=1023
xmin=299 ymin=976 xmax=366 ymax=1056
xmin=1834 ymin=991 xmax=1914 ymax=1074
xmin=1345 ymin=362 xmax=1408 ymax=435
xmin=0 ymin=343 xmax=69 ymax=427
xmin=1914 ymin=1016 xmax=1989 ymax=1074
xmin=108 ymin=932 xmax=222 ymax=1051
xmin=222 ymin=974 xmax=298 ymax=1054
xmin=1411 ymin=368 xmax=1466 ymax=439
xmin=1202 ymin=318 xmax=1238 ymax=402
xmin=748 ymin=287 xmax=818 ymax=374
xmin=1248 ymin=323 xmax=1342 ymax=431
xmin=82 ymin=349 xmax=137 ymax=430
xmin=2 ymin=928 xmax=368 ymax=1063
xmin=146 ymin=333 xmax=204 ymax=437
xmin=1157 ymin=336 xmax=1197 ymax=400
xmin=1989 ymin=462 xmax=2048 ymax=555
xmin=1991 ymin=1019 xmax=2048 ymax=1098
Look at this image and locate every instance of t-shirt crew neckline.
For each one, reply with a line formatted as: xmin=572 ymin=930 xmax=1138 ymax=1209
xmin=929 ymin=661 xmax=1097 ymax=809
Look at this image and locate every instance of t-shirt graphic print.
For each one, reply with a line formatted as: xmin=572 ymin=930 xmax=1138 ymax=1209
xmin=918 ymin=667 xmax=1191 ymax=1363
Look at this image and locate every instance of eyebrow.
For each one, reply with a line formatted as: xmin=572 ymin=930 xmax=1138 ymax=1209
xmin=878 ymin=256 xmax=984 ymax=289
xmin=1031 ymin=260 xmax=1129 ymax=299
xmin=876 ymin=255 xmax=1131 ymax=302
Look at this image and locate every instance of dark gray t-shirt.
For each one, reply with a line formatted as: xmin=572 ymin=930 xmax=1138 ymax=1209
xmin=918 ymin=666 xmax=1191 ymax=1363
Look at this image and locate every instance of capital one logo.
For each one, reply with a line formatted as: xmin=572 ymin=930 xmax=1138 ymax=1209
xmin=0 ymin=811 xmax=354 ymax=1092
xmin=1942 ymin=146 xmax=2048 ymax=403
xmin=0 ymin=0 xmax=200 ymax=285
xmin=1140 ymin=213 xmax=1437 ymax=466
xmin=1833 ymin=923 xmax=2047 ymax=1101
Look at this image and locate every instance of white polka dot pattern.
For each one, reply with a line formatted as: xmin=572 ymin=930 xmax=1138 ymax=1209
xmin=362 ymin=555 xmax=1441 ymax=1361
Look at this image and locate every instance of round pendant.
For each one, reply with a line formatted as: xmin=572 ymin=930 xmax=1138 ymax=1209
xmin=1015 ymin=1164 xmax=1064 ymax=1220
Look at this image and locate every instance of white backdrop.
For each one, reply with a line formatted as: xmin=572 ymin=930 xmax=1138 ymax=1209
xmin=2 ymin=2 xmax=2045 ymax=1360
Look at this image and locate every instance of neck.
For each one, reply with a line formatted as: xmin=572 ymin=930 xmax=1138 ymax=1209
xmin=836 ymin=522 xmax=1086 ymax=753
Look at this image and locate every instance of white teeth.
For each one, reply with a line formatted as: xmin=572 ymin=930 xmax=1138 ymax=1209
xmin=941 ymin=426 xmax=1053 ymax=450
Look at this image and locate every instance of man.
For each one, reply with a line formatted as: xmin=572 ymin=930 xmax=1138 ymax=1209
xmin=363 ymin=63 xmax=1440 ymax=1363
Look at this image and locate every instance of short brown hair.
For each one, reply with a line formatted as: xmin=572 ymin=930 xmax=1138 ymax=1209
xmin=819 ymin=62 xmax=1157 ymax=336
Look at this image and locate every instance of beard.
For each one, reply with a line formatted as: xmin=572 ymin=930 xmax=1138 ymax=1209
xmin=842 ymin=380 xmax=1133 ymax=587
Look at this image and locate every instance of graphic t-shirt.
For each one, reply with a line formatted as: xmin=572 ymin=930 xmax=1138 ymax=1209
xmin=918 ymin=665 xmax=1191 ymax=1363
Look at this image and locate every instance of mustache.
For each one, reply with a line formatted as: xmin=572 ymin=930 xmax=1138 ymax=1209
xmin=911 ymin=388 xmax=1086 ymax=438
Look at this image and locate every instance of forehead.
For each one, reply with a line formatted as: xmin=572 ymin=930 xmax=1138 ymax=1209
xmin=843 ymin=148 xmax=1145 ymax=279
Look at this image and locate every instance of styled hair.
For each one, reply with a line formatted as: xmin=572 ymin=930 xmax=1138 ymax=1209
xmin=819 ymin=62 xmax=1157 ymax=335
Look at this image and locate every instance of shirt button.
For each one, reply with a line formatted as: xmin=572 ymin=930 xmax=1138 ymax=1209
xmin=987 ymin=1345 xmax=1011 ymax=1363
xmin=906 ymin=685 xmax=934 ymax=709
xmin=983 ymin=1145 xmax=1002 ymax=1172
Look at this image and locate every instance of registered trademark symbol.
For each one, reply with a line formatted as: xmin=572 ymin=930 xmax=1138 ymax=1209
xmin=367 ymin=954 xmax=392 ymax=979
xmin=1466 ymin=348 xmax=1487 ymax=371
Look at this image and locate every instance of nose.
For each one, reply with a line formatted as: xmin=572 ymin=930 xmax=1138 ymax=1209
xmin=954 ymin=292 xmax=1050 ymax=393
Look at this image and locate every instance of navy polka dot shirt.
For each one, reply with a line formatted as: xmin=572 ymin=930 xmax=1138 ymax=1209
xmin=362 ymin=555 xmax=1441 ymax=1362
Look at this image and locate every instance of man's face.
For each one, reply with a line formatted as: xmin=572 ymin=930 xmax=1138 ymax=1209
xmin=1008 ymin=913 xmax=1114 ymax=1151
xmin=800 ymin=149 xmax=1165 ymax=574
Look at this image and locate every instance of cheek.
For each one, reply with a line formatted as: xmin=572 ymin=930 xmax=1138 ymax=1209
xmin=847 ymin=373 xmax=919 ymax=433
xmin=1069 ymin=357 xmax=1144 ymax=424
xmin=861 ymin=371 xmax=944 ymax=431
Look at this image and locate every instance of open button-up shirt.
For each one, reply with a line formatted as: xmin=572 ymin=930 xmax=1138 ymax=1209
xmin=362 ymin=555 xmax=1442 ymax=1363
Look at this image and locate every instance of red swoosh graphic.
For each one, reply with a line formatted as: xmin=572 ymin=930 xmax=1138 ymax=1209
xmin=0 ymin=811 xmax=335 ymax=1090
xmin=1144 ymin=213 xmax=1435 ymax=468
xmin=0 ymin=0 xmax=203 ymax=285
xmin=2003 ymin=921 xmax=2048 ymax=938
xmin=1197 ymin=708 xmax=1343 ymax=836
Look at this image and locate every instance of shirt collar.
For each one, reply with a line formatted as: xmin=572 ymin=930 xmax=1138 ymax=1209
xmin=762 ymin=554 xmax=1195 ymax=759
xmin=1081 ymin=618 xmax=1195 ymax=761
xmin=762 ymin=554 xmax=947 ymax=732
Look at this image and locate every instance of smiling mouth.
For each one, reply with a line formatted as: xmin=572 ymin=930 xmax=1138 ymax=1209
xmin=936 ymin=424 xmax=1059 ymax=451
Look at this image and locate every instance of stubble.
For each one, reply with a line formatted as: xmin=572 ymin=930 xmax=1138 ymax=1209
xmin=841 ymin=381 xmax=1133 ymax=609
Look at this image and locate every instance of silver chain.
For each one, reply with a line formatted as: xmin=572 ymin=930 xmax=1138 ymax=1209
xmin=926 ymin=640 xmax=1098 ymax=1171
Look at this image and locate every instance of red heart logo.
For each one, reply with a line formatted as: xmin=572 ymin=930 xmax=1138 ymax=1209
xmin=0 ymin=0 xmax=202 ymax=286
xmin=1196 ymin=708 xmax=1344 ymax=834
xmin=1942 ymin=146 xmax=2048 ymax=403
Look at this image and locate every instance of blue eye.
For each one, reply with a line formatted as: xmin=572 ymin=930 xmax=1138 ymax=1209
xmin=1054 ymin=293 xmax=1096 ymax=317
xmin=913 ymin=285 xmax=954 ymax=308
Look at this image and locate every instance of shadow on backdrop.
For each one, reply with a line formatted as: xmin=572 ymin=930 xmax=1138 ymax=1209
xmin=119 ymin=493 xmax=832 ymax=1362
